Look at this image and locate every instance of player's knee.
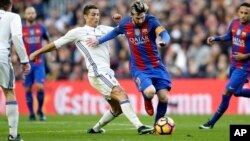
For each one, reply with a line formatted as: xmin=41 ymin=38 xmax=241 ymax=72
xmin=111 ymin=86 xmax=128 ymax=101
xmin=143 ymin=85 xmax=156 ymax=98
xmin=2 ymin=89 xmax=15 ymax=101
xmin=36 ymin=84 xmax=44 ymax=91
xmin=25 ymin=87 xmax=32 ymax=92
xmin=158 ymin=94 xmax=168 ymax=102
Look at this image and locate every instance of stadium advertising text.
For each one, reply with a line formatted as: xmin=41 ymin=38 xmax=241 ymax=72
xmin=1 ymin=80 xmax=250 ymax=115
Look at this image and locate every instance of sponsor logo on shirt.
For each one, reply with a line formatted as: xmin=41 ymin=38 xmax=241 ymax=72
xmin=233 ymin=37 xmax=245 ymax=47
xmin=129 ymin=36 xmax=150 ymax=45
xmin=24 ymin=37 xmax=41 ymax=44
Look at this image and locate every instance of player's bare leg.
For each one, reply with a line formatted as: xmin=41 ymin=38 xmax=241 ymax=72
xmin=143 ymin=85 xmax=156 ymax=116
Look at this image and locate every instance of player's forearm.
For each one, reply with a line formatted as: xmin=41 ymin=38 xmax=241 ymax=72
xmin=159 ymin=31 xmax=170 ymax=44
xmin=214 ymin=33 xmax=231 ymax=41
xmin=98 ymin=29 xmax=120 ymax=44
xmin=35 ymin=42 xmax=56 ymax=56
xmin=12 ymin=34 xmax=29 ymax=63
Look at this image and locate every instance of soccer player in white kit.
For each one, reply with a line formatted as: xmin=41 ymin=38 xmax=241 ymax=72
xmin=29 ymin=4 xmax=154 ymax=135
xmin=0 ymin=0 xmax=31 ymax=140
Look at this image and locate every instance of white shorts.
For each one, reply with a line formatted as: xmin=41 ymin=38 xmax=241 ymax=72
xmin=88 ymin=71 xmax=120 ymax=100
xmin=0 ymin=62 xmax=15 ymax=89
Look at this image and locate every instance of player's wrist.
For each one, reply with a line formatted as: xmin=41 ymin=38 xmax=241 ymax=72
xmin=21 ymin=62 xmax=29 ymax=65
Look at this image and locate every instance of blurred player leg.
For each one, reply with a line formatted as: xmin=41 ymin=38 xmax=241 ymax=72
xmin=35 ymin=65 xmax=46 ymax=121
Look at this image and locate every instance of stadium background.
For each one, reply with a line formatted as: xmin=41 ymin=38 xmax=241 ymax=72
xmin=1 ymin=0 xmax=250 ymax=115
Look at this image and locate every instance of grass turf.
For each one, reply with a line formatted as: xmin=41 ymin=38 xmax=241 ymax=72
xmin=0 ymin=115 xmax=249 ymax=141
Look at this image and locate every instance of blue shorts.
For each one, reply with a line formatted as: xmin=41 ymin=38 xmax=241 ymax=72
xmin=131 ymin=65 xmax=172 ymax=92
xmin=226 ymin=68 xmax=249 ymax=94
xmin=23 ymin=64 xmax=45 ymax=87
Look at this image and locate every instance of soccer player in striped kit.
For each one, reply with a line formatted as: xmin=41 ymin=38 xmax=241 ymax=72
xmin=86 ymin=0 xmax=171 ymax=126
xmin=0 ymin=0 xmax=30 ymax=140
xmin=22 ymin=6 xmax=49 ymax=121
xmin=199 ymin=2 xmax=250 ymax=129
xmin=29 ymin=4 xmax=154 ymax=135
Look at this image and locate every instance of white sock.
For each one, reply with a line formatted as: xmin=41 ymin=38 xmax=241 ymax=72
xmin=93 ymin=110 xmax=116 ymax=131
xmin=120 ymin=100 xmax=143 ymax=129
xmin=6 ymin=101 xmax=19 ymax=138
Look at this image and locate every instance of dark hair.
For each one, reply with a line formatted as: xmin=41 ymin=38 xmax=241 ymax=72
xmin=130 ymin=0 xmax=148 ymax=15
xmin=83 ymin=4 xmax=98 ymax=15
xmin=239 ymin=2 xmax=250 ymax=8
xmin=0 ymin=0 xmax=12 ymax=10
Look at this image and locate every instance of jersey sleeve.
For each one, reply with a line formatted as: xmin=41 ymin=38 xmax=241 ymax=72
xmin=11 ymin=14 xmax=29 ymax=63
xmin=54 ymin=29 xmax=76 ymax=48
xmin=214 ymin=20 xmax=234 ymax=41
xmin=41 ymin=25 xmax=50 ymax=42
xmin=148 ymin=16 xmax=166 ymax=35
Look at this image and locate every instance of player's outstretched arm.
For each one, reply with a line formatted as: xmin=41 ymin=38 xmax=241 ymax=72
xmin=86 ymin=28 xmax=121 ymax=47
xmin=158 ymin=30 xmax=170 ymax=47
xmin=30 ymin=42 xmax=56 ymax=61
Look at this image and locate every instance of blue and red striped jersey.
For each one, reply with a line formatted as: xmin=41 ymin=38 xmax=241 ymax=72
xmin=22 ymin=23 xmax=49 ymax=65
xmin=224 ymin=19 xmax=250 ymax=71
xmin=116 ymin=15 xmax=166 ymax=70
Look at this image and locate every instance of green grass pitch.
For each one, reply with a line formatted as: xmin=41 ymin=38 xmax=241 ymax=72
xmin=0 ymin=115 xmax=249 ymax=141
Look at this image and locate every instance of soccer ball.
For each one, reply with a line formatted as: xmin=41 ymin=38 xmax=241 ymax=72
xmin=155 ymin=116 xmax=175 ymax=135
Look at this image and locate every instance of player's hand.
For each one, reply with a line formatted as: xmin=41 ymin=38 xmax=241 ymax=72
xmin=233 ymin=52 xmax=248 ymax=61
xmin=158 ymin=41 xmax=167 ymax=47
xmin=86 ymin=38 xmax=100 ymax=47
xmin=112 ymin=13 xmax=122 ymax=24
xmin=207 ymin=36 xmax=215 ymax=45
xmin=21 ymin=63 xmax=31 ymax=75
xmin=29 ymin=52 xmax=38 ymax=61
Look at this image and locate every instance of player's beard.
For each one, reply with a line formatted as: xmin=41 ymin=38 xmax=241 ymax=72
xmin=27 ymin=18 xmax=35 ymax=24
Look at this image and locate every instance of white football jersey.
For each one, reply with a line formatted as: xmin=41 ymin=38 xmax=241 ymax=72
xmin=54 ymin=25 xmax=114 ymax=76
xmin=0 ymin=10 xmax=29 ymax=64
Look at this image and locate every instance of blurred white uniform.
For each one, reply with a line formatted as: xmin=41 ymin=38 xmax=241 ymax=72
xmin=0 ymin=10 xmax=29 ymax=89
xmin=54 ymin=25 xmax=119 ymax=98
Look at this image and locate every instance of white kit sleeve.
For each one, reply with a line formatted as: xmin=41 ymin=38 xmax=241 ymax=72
xmin=54 ymin=29 xmax=76 ymax=48
xmin=11 ymin=14 xmax=29 ymax=63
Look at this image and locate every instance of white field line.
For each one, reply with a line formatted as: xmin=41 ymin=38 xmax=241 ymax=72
xmin=3 ymin=127 xmax=137 ymax=134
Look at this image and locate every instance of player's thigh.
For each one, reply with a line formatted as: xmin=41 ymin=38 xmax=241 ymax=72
xmin=152 ymin=77 xmax=172 ymax=92
xmin=133 ymin=72 xmax=153 ymax=92
xmin=226 ymin=69 xmax=248 ymax=93
xmin=88 ymin=73 xmax=119 ymax=100
xmin=0 ymin=62 xmax=15 ymax=89
xmin=34 ymin=65 xmax=45 ymax=84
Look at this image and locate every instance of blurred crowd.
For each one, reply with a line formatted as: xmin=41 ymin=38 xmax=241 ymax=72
xmin=11 ymin=0 xmax=249 ymax=80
